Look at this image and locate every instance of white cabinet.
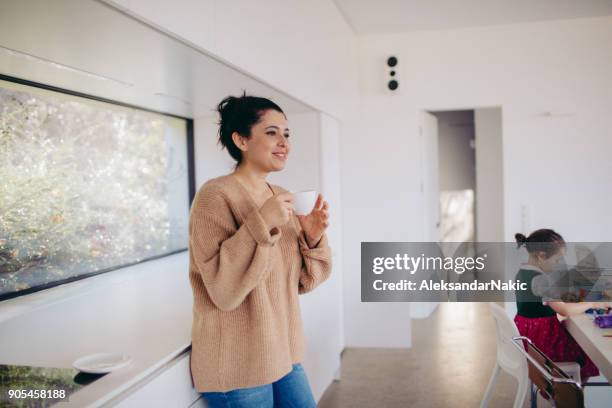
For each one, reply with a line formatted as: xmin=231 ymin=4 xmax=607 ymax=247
xmin=189 ymin=396 xmax=207 ymax=407
xmin=110 ymin=352 xmax=200 ymax=407
xmin=271 ymin=112 xmax=344 ymax=401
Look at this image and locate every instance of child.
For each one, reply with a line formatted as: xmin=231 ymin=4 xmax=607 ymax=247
xmin=514 ymin=228 xmax=607 ymax=382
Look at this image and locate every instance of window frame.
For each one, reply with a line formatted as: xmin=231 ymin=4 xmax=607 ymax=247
xmin=0 ymin=73 xmax=196 ymax=302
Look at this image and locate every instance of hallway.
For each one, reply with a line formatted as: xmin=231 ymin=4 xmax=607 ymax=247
xmin=319 ymin=303 xmax=517 ymax=407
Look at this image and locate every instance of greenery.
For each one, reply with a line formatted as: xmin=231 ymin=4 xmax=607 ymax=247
xmin=0 ymin=85 xmax=175 ymax=297
xmin=0 ymin=365 xmax=80 ymax=407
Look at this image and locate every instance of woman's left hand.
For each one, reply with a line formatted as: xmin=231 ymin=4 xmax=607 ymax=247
xmin=297 ymin=194 xmax=329 ymax=247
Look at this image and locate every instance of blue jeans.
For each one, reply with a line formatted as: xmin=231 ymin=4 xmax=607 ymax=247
xmin=201 ymin=363 xmax=316 ymax=408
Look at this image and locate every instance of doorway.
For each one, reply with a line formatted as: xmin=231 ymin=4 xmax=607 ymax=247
xmin=420 ymin=107 xmax=504 ymax=246
xmin=433 ymin=110 xmax=476 ymax=243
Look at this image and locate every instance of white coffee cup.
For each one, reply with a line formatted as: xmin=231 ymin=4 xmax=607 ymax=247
xmin=292 ymin=190 xmax=318 ymax=215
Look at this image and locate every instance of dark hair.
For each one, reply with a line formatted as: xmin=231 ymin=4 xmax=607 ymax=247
xmin=216 ymin=92 xmax=285 ymax=166
xmin=515 ymin=229 xmax=565 ymax=258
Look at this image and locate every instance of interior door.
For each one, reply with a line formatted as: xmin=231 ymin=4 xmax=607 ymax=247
xmin=420 ymin=111 xmax=440 ymax=243
xmin=411 ymin=112 xmax=442 ymax=318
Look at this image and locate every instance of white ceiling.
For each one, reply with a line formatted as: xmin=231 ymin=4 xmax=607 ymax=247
xmin=333 ymin=0 xmax=612 ymax=34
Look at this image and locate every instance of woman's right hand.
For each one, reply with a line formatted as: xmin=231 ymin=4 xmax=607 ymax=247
xmin=260 ymin=192 xmax=294 ymax=228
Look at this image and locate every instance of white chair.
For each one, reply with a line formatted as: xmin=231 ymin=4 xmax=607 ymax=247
xmin=481 ymin=303 xmax=530 ymax=408
xmin=481 ymin=303 xmax=581 ymax=408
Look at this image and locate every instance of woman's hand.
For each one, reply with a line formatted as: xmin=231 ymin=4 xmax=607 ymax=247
xmin=297 ymin=194 xmax=329 ymax=247
xmin=260 ymin=192 xmax=294 ymax=228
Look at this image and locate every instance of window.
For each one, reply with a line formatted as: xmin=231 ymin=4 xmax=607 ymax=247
xmin=0 ymin=75 xmax=194 ymax=300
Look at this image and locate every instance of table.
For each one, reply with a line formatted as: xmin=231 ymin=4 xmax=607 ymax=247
xmin=566 ymin=314 xmax=612 ymax=381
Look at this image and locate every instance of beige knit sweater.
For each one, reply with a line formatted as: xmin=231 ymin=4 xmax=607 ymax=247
xmin=188 ymin=174 xmax=332 ymax=392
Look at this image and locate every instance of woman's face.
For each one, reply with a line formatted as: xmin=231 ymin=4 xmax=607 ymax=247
xmin=537 ymin=247 xmax=566 ymax=273
xmin=236 ymin=109 xmax=290 ymax=173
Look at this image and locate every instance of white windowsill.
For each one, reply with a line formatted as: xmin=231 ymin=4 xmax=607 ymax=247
xmin=0 ymin=251 xmax=193 ymax=407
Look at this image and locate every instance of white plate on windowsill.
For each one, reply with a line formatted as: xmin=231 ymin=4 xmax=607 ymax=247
xmin=73 ymin=352 xmax=132 ymax=374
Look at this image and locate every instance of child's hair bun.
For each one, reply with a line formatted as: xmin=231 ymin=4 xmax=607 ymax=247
xmin=515 ymin=233 xmax=528 ymax=249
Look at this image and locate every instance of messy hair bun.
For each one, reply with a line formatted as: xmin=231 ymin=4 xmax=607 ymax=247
xmin=515 ymin=229 xmax=565 ymax=258
xmin=216 ymin=92 xmax=285 ymax=166
xmin=515 ymin=233 xmax=528 ymax=249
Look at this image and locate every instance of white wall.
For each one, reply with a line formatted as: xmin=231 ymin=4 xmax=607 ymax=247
xmin=340 ymin=98 xmax=416 ymax=346
xmin=300 ymin=113 xmax=345 ymax=400
xmin=354 ymin=17 xmax=612 ymax=242
xmin=339 ymin=15 xmax=612 ymax=346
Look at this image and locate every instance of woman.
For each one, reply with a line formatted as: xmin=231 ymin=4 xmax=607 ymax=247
xmin=188 ymin=94 xmax=332 ymax=407
xmin=514 ymin=228 xmax=608 ymax=382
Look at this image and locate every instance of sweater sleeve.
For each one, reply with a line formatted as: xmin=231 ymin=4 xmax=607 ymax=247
xmin=296 ymin=228 xmax=332 ymax=295
xmin=189 ymin=186 xmax=281 ymax=311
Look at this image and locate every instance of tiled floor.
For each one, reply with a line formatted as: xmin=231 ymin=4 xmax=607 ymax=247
xmin=318 ymin=303 xmax=518 ymax=407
